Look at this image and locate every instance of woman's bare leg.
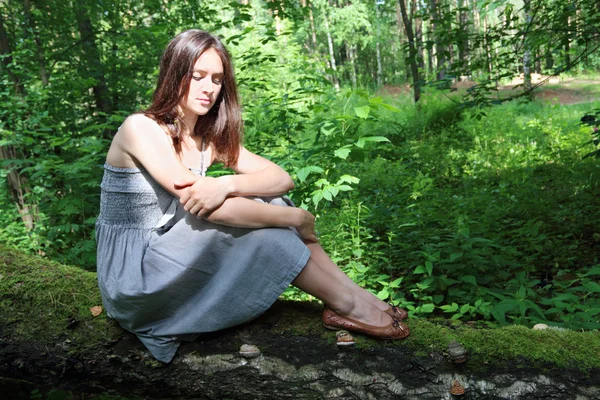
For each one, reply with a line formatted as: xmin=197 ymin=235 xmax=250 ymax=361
xmin=291 ymin=257 xmax=392 ymax=328
xmin=305 ymin=242 xmax=392 ymax=312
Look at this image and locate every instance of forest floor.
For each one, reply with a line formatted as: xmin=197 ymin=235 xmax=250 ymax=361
xmin=379 ymin=76 xmax=600 ymax=105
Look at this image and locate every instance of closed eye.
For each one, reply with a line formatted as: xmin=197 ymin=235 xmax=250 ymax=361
xmin=192 ymin=75 xmax=223 ymax=85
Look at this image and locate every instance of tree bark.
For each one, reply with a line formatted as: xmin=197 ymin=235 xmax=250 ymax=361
xmin=307 ymin=2 xmax=318 ymax=53
xmin=0 ymin=146 xmax=38 ymax=231
xmin=346 ymin=42 xmax=357 ymax=88
xmin=0 ymin=10 xmax=39 ymax=231
xmin=397 ymin=0 xmax=421 ymax=103
xmin=322 ymin=6 xmax=339 ymax=89
xmin=430 ymin=0 xmax=446 ymax=80
xmin=0 ymin=12 xmax=24 ymax=96
xmin=523 ymin=0 xmax=532 ymax=94
xmin=412 ymin=0 xmax=425 ymax=73
xmin=2 ymin=301 xmax=600 ymax=399
xmin=456 ymin=0 xmax=468 ymax=79
xmin=2 ymin=248 xmax=600 ymax=400
xmin=75 ymin=3 xmax=112 ymax=116
xmin=23 ymin=0 xmax=48 ymax=86
xmin=374 ymin=0 xmax=383 ymax=87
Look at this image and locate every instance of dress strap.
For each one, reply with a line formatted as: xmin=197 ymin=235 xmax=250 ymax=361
xmin=200 ymin=138 xmax=206 ymax=177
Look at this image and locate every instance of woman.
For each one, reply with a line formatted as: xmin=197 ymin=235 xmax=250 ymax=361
xmin=96 ymin=29 xmax=409 ymax=363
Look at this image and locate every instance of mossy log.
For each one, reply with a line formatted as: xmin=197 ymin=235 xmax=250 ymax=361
xmin=1 ymin=246 xmax=600 ymax=400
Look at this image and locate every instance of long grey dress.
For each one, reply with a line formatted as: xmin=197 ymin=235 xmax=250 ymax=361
xmin=95 ymin=162 xmax=310 ymax=363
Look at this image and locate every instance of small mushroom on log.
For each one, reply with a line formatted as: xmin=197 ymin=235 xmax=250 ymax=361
xmin=447 ymin=340 xmax=467 ymax=363
xmin=450 ymin=379 xmax=465 ymax=396
xmin=239 ymin=344 xmax=261 ymax=358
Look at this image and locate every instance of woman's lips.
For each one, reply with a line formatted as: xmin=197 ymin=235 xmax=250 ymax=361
xmin=198 ymin=98 xmax=211 ymax=105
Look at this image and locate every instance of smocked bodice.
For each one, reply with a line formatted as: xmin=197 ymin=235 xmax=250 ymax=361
xmin=96 ymin=164 xmax=175 ymax=229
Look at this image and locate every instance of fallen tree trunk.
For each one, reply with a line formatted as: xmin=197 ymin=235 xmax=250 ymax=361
xmin=1 ymin=247 xmax=599 ymax=399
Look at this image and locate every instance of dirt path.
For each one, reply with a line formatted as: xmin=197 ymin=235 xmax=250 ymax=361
xmin=379 ymin=76 xmax=600 ymax=105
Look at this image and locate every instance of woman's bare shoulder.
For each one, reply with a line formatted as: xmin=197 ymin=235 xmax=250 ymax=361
xmin=116 ymin=113 xmax=170 ymax=144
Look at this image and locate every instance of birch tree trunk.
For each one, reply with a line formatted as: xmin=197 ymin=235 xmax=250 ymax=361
xmin=523 ymin=0 xmax=532 ymax=93
xmin=322 ymin=5 xmax=339 ymax=89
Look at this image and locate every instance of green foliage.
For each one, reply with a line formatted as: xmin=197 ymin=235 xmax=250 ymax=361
xmin=1 ymin=0 xmax=599 ymax=332
xmin=313 ymin=95 xmax=600 ymax=328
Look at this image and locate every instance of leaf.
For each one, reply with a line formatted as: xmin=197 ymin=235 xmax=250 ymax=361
xmin=414 ymin=265 xmax=426 ymax=274
xmin=419 ymin=303 xmax=435 ymax=313
xmin=440 ymin=303 xmax=459 ymax=313
xmin=90 ymin=306 xmax=103 ymax=317
xmin=354 ymin=105 xmax=370 ymax=119
xmin=583 ymin=282 xmax=600 ymax=293
xmin=334 ymin=147 xmax=352 ymax=159
xmin=355 ymin=136 xmax=390 ymax=148
xmin=584 ymin=266 xmax=600 ymax=276
xmin=296 ymin=166 xmax=324 ymax=183
xmin=376 ymin=288 xmax=389 ymax=300
xmin=460 ymin=304 xmax=471 ymax=314
xmin=461 ymin=275 xmax=478 ymax=285
xmin=338 ymin=174 xmax=360 ymax=184
xmin=448 ymin=252 xmax=463 ymax=262
xmin=425 ymin=261 xmax=433 ymax=276
xmin=492 ymin=299 xmax=519 ymax=324
xmin=390 ymin=277 xmax=403 ymax=288
xmin=320 ymin=122 xmax=337 ymax=136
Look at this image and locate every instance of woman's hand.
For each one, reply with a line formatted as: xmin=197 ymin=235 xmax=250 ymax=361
xmin=174 ymin=176 xmax=232 ymax=217
xmin=296 ymin=209 xmax=318 ymax=243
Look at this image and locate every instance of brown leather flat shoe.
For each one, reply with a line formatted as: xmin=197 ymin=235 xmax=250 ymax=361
xmin=384 ymin=304 xmax=408 ymax=321
xmin=322 ymin=308 xmax=410 ymax=340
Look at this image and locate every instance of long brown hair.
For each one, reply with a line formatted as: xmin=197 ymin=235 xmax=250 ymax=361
xmin=144 ymin=29 xmax=242 ymax=166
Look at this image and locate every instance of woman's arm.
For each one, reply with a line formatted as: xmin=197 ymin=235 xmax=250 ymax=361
xmin=226 ymin=146 xmax=295 ymax=195
xmin=112 ymin=115 xmax=316 ymax=240
xmin=175 ymin=146 xmax=294 ymax=202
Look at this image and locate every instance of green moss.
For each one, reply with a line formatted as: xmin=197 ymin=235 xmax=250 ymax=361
xmin=0 ymin=245 xmax=122 ymax=347
xmin=400 ymin=318 xmax=600 ymax=372
xmin=2 ymin=246 xmax=599 ymax=372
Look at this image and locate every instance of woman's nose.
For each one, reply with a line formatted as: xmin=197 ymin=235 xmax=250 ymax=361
xmin=200 ymin=78 xmax=214 ymax=94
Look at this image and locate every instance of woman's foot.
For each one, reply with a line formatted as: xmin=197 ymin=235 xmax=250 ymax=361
xmin=384 ymin=304 xmax=409 ymax=321
xmin=322 ymin=307 xmax=410 ymax=340
xmin=354 ymin=286 xmax=409 ymax=320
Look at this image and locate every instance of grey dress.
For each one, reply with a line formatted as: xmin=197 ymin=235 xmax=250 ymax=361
xmin=95 ymin=162 xmax=310 ymax=363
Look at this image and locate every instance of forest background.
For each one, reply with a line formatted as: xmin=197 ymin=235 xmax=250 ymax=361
xmin=1 ymin=0 xmax=600 ymax=330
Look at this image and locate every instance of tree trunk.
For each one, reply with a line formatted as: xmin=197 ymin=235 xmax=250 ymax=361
xmin=0 ymin=11 xmax=39 ymax=231
xmin=430 ymin=0 xmax=446 ymax=80
xmin=0 ymin=146 xmax=38 ymax=231
xmin=0 ymin=12 xmax=24 ymax=96
xmin=398 ymin=0 xmax=421 ymax=103
xmin=564 ymin=15 xmax=571 ymax=67
xmin=75 ymin=4 xmax=112 ymax=117
xmin=412 ymin=0 xmax=425 ymax=73
xmin=322 ymin=7 xmax=339 ymax=89
xmin=484 ymin=12 xmax=492 ymax=74
xmin=308 ymin=2 xmax=318 ymax=53
xmin=375 ymin=1 xmax=383 ymax=87
xmin=23 ymin=0 xmax=48 ymax=86
xmin=394 ymin=0 xmax=411 ymax=82
xmin=346 ymin=43 xmax=357 ymax=88
xmin=457 ymin=0 xmax=468 ymax=79
xmin=2 ymin=247 xmax=600 ymax=400
xmin=523 ymin=0 xmax=532 ymax=94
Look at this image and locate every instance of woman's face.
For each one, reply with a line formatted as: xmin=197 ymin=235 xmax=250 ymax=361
xmin=180 ymin=47 xmax=224 ymax=117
